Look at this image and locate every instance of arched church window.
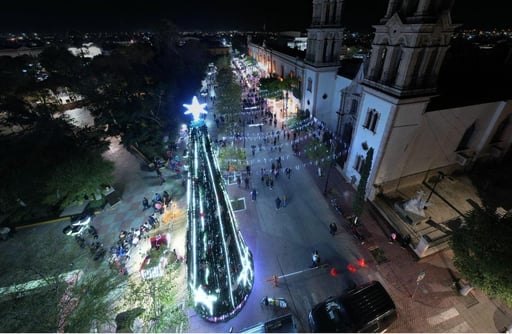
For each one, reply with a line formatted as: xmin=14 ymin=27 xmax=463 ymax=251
xmin=307 ymin=78 xmax=313 ymax=92
xmin=350 ymin=99 xmax=359 ymax=114
xmin=363 ymin=108 xmax=380 ymax=133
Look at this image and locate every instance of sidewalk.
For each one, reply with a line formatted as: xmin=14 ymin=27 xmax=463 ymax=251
xmin=307 ymin=160 xmax=512 ymax=332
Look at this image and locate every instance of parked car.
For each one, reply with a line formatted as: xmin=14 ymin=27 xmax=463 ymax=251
xmin=308 ymin=280 xmax=397 ymax=332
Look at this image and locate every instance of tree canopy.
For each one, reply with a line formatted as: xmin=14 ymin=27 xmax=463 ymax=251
xmin=451 ymin=207 xmax=512 ymax=306
xmin=0 ymin=20 xmax=213 ymax=222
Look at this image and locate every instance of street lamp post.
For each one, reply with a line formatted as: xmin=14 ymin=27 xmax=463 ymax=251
xmin=285 ymin=91 xmax=289 ymax=119
xmin=243 ymin=117 xmax=246 ymax=148
xmin=323 ymin=110 xmax=348 ymax=196
xmin=425 ymin=171 xmax=445 ymax=204
xmin=323 ymin=139 xmax=337 ymax=195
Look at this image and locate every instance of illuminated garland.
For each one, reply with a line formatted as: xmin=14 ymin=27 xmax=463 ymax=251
xmin=217 ymin=151 xmax=343 ymax=168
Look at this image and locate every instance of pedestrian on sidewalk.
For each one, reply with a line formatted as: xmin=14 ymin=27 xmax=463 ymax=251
xmin=142 ymin=197 xmax=150 ymax=211
xmin=389 ymin=232 xmax=397 ymax=244
xmin=244 ymin=176 xmax=250 ymax=189
xmin=275 ymin=197 xmax=281 ymax=210
xmin=163 ymin=190 xmax=171 ymax=206
xmin=236 ymin=175 xmax=241 ymax=188
xmin=329 ymin=222 xmax=338 ymax=236
xmin=159 ymin=174 xmax=166 ymax=186
xmin=285 ymin=167 xmax=291 ymax=179
xmin=311 ymin=250 xmax=320 ymax=267
xmin=251 ymin=188 xmax=257 ymax=201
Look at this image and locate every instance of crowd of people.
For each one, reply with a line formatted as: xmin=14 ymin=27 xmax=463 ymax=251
xmin=108 ymin=183 xmax=178 ymax=275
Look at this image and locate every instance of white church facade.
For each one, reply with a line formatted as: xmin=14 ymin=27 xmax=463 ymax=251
xmin=248 ymin=0 xmax=512 ymax=204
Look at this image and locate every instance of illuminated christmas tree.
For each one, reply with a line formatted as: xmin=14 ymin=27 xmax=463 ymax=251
xmin=184 ymin=96 xmax=254 ymax=322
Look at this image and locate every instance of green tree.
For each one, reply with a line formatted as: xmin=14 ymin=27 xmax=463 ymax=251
xmin=43 ymin=152 xmax=115 ymax=209
xmin=259 ymin=74 xmax=298 ymax=99
xmin=64 ymin=269 xmax=125 ymax=332
xmin=0 ymin=55 xmax=37 ymax=95
xmin=215 ymin=61 xmax=242 ymax=135
xmin=451 ymin=208 xmax=512 ymax=306
xmin=122 ymin=260 xmax=189 ymax=332
xmin=0 ymin=233 xmax=124 ymax=332
xmin=38 ymin=46 xmax=85 ymax=86
xmin=352 ymin=147 xmax=374 ymax=225
xmin=0 ymin=114 xmax=112 ymax=220
xmin=79 ymin=44 xmax=167 ymax=157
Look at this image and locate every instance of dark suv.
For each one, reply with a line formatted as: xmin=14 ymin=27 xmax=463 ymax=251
xmin=308 ymin=281 xmax=397 ymax=332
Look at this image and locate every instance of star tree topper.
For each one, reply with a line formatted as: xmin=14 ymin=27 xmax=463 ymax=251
xmin=183 ymin=96 xmax=208 ymax=125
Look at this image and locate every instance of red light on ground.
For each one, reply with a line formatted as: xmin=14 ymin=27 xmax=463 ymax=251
xmin=330 ymin=267 xmax=338 ymax=277
xmin=347 ymin=264 xmax=357 ymax=273
xmin=358 ymin=258 xmax=366 ymax=267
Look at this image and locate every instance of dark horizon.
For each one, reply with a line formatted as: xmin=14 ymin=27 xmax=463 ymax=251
xmin=0 ymin=0 xmax=509 ymax=34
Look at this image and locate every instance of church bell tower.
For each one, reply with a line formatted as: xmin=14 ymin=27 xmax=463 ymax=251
xmin=364 ymin=0 xmax=460 ymax=97
xmin=305 ymin=0 xmax=345 ymax=67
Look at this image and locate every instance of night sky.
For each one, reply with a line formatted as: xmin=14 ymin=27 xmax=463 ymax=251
xmin=0 ymin=0 xmax=508 ymax=33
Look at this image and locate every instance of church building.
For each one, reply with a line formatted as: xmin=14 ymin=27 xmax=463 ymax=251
xmin=248 ymin=0 xmax=512 ymax=203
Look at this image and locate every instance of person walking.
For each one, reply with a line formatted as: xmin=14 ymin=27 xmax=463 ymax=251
xmin=163 ymin=190 xmax=171 ymax=206
xmin=153 ymin=193 xmax=161 ymax=203
xmin=329 ymin=222 xmax=338 ymax=236
xmin=285 ymin=167 xmax=291 ymax=179
xmin=142 ymin=197 xmax=150 ymax=211
xmin=244 ymin=176 xmax=250 ymax=189
xmin=311 ymin=250 xmax=320 ymax=267
xmin=251 ymin=188 xmax=257 ymax=201
xmin=236 ymin=175 xmax=241 ymax=188
xmin=275 ymin=197 xmax=281 ymax=210
xmin=159 ymin=174 xmax=166 ymax=186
